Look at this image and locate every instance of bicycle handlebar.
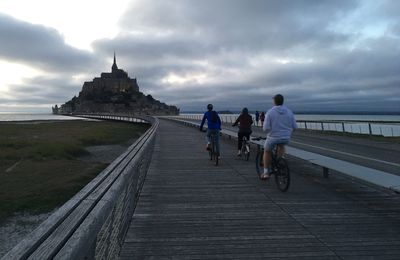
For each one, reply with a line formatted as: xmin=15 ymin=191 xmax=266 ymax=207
xmin=252 ymin=136 xmax=266 ymax=141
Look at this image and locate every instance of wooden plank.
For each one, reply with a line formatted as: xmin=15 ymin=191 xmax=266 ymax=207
xmin=118 ymin=118 xmax=400 ymax=259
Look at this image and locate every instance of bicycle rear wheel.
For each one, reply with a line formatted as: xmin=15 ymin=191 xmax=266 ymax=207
xmin=275 ymin=158 xmax=290 ymax=192
xmin=255 ymin=151 xmax=263 ymax=178
xmin=212 ymin=138 xmax=219 ymax=166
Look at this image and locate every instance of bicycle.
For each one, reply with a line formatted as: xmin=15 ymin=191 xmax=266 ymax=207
xmin=203 ymin=129 xmax=219 ymax=166
xmin=252 ymin=137 xmax=290 ymax=192
xmin=240 ymin=136 xmax=250 ymax=161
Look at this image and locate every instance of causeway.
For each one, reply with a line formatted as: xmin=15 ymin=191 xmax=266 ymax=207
xmin=120 ymin=118 xmax=400 ymax=259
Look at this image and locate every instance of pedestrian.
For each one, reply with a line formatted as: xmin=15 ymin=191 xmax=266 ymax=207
xmin=255 ymin=111 xmax=260 ymax=126
xmin=260 ymin=111 xmax=265 ymax=127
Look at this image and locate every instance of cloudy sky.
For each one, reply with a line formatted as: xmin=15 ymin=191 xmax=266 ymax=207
xmin=0 ymin=0 xmax=399 ymax=113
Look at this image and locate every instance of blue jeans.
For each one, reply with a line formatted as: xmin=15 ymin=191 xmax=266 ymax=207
xmin=206 ymin=129 xmax=220 ymax=155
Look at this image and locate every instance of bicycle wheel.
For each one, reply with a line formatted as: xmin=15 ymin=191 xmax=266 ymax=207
xmin=244 ymin=144 xmax=250 ymax=161
xmin=275 ymin=158 xmax=290 ymax=192
xmin=255 ymin=150 xmax=263 ymax=178
xmin=214 ymin=141 xmax=219 ymax=166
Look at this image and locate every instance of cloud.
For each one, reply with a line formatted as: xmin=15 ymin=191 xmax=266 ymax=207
xmin=1 ymin=0 xmax=400 ymax=113
xmin=0 ymin=13 xmax=95 ymax=72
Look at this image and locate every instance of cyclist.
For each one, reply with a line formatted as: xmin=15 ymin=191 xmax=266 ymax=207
xmin=232 ymin=107 xmax=253 ymax=156
xmin=199 ymin=104 xmax=222 ymax=158
xmin=261 ymin=94 xmax=297 ymax=180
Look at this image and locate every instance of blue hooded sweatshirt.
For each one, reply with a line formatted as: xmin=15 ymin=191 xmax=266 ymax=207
xmin=200 ymin=111 xmax=221 ymax=130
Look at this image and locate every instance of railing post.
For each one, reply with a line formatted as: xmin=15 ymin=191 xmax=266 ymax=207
xmin=323 ymin=167 xmax=329 ymax=178
xmin=368 ymin=123 xmax=372 ymax=135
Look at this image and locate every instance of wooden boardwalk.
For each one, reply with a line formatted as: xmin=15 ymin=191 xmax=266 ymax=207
xmin=119 ymin=119 xmax=400 ymax=259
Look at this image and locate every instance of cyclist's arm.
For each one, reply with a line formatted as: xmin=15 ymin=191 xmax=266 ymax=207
xmin=292 ymin=116 xmax=298 ymax=130
xmin=232 ymin=116 xmax=239 ymax=127
xmin=262 ymin=115 xmax=270 ymax=132
xmin=199 ymin=113 xmax=207 ymax=131
xmin=217 ymin=114 xmax=222 ymax=130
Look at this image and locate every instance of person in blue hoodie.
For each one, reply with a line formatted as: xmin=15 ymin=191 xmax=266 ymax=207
xmin=261 ymin=94 xmax=298 ymax=180
xmin=199 ymin=104 xmax=222 ymax=157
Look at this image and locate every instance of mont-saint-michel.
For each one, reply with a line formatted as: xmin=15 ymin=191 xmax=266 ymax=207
xmin=53 ymin=54 xmax=179 ymax=115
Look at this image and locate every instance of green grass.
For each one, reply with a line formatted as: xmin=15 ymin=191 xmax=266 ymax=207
xmin=0 ymin=120 xmax=149 ymax=221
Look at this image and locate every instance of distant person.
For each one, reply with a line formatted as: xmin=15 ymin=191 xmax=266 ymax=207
xmin=255 ymin=111 xmax=260 ymax=126
xmin=261 ymin=94 xmax=298 ymax=180
xmin=260 ymin=111 xmax=265 ymax=127
xmin=232 ymin=107 xmax=253 ymax=156
xmin=199 ymin=104 xmax=222 ymax=158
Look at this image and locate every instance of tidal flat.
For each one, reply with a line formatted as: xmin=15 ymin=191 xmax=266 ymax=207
xmin=0 ymin=120 xmax=149 ymax=221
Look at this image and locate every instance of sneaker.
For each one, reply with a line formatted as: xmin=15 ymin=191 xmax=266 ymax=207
xmin=237 ymin=150 xmax=241 ymax=156
xmin=260 ymin=173 xmax=270 ymax=180
xmin=206 ymin=143 xmax=211 ymax=151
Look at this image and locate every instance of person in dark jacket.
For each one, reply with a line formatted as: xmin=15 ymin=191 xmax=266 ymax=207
xmin=255 ymin=111 xmax=260 ymax=126
xmin=200 ymin=104 xmax=222 ymax=157
xmin=232 ymin=107 xmax=253 ymax=156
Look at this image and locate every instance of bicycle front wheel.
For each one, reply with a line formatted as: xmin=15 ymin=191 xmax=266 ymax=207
xmin=255 ymin=151 xmax=263 ymax=178
xmin=244 ymin=145 xmax=250 ymax=161
xmin=275 ymin=158 xmax=290 ymax=192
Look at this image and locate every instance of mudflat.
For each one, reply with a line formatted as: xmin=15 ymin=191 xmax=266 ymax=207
xmin=0 ymin=120 xmax=149 ymax=221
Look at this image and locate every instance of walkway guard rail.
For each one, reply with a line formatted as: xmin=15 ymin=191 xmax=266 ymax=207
xmin=2 ymin=114 xmax=158 ymax=260
xmin=164 ymin=116 xmax=400 ymax=193
xmin=177 ymin=114 xmax=400 ymax=137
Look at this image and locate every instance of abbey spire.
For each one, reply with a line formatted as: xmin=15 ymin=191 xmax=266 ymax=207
xmin=112 ymin=51 xmax=118 ymax=72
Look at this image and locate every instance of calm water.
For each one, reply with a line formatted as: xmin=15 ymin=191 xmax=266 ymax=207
xmin=1 ymin=113 xmax=399 ymax=136
xmin=182 ymin=113 xmax=400 ymax=122
xmin=0 ymin=113 xmax=80 ymax=122
xmin=181 ymin=113 xmax=400 ymax=137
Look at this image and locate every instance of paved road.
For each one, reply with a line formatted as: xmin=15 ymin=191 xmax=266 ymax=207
xmin=234 ymin=124 xmax=400 ymax=176
xmin=119 ymin=119 xmax=400 ymax=259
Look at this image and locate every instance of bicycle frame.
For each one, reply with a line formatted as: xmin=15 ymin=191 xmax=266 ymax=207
xmin=208 ymin=130 xmax=219 ymax=166
xmin=253 ymin=137 xmax=290 ymax=192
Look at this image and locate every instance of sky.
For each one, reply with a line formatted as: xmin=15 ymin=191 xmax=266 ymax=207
xmin=0 ymin=0 xmax=399 ymax=113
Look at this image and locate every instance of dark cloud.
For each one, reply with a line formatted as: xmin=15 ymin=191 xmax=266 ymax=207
xmin=3 ymin=75 xmax=82 ymax=108
xmin=0 ymin=13 xmax=95 ymax=72
xmin=1 ymin=0 xmax=400 ymax=113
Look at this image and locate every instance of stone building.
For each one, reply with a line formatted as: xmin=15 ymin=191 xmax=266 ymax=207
xmin=54 ymin=54 xmax=179 ymax=115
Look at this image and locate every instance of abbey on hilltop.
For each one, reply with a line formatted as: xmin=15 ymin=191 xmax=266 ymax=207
xmin=53 ymin=53 xmax=179 ymax=115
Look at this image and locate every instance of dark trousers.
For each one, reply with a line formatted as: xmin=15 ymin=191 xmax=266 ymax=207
xmin=238 ymin=131 xmax=252 ymax=150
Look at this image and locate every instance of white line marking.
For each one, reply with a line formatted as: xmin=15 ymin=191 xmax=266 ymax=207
xmin=291 ymin=141 xmax=400 ymax=168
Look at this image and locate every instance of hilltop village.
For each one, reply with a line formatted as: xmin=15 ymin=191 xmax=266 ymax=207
xmin=53 ymin=54 xmax=179 ymax=115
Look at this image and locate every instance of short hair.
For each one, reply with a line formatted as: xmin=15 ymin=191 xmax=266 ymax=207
xmin=207 ymin=104 xmax=213 ymax=110
xmin=273 ymin=94 xmax=284 ymax=105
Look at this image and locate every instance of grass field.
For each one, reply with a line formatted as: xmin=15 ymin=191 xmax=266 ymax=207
xmin=0 ymin=120 xmax=149 ymax=221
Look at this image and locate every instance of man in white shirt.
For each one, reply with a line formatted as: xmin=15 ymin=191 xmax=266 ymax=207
xmin=261 ymin=94 xmax=298 ymax=179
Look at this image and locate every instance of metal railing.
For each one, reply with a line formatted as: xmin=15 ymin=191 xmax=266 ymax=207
xmin=172 ymin=114 xmax=400 ymax=137
xmin=2 ymin=114 xmax=158 ymax=260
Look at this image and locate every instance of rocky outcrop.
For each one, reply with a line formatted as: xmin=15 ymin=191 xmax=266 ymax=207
xmin=53 ymin=54 xmax=179 ymax=115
